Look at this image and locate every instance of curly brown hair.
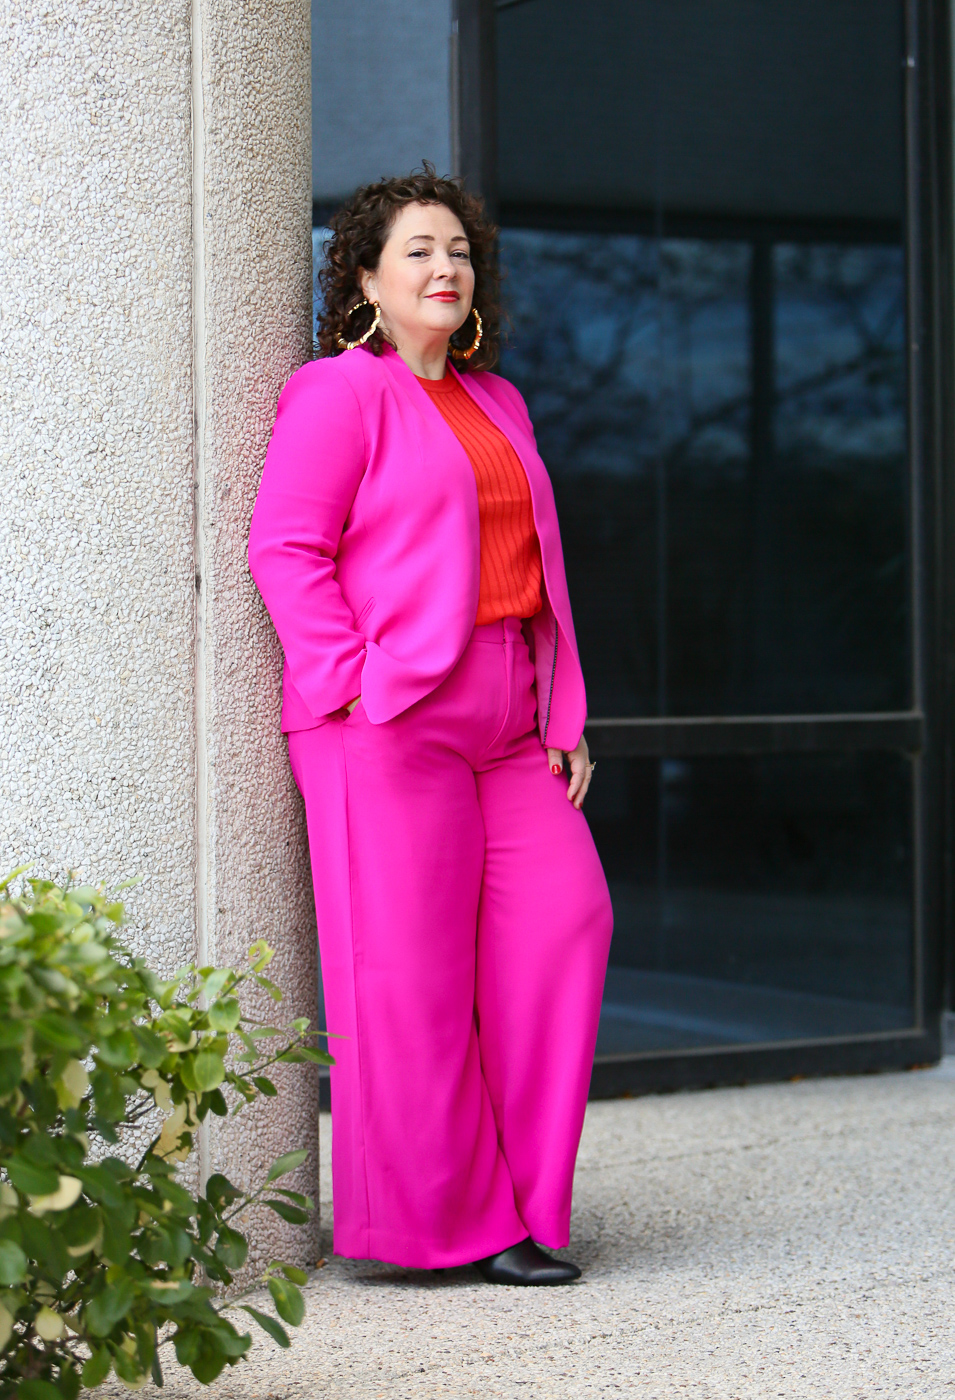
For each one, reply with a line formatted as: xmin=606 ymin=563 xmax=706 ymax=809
xmin=315 ymin=163 xmax=500 ymax=372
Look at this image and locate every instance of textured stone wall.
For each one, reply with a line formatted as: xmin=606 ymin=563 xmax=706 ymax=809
xmin=0 ymin=2 xmax=197 ymax=968
xmin=0 ymin=0 xmax=318 ymax=1268
xmin=195 ymin=0 xmax=319 ymax=1269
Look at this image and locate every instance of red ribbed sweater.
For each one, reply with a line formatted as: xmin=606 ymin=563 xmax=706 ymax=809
xmin=417 ymin=372 xmax=543 ymax=625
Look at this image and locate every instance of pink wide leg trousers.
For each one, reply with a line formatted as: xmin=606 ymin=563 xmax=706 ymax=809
xmin=288 ymin=617 xmax=613 ymax=1269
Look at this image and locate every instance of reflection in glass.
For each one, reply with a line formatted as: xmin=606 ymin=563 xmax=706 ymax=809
xmin=494 ymin=0 xmax=915 ymax=1064
xmin=587 ymin=752 xmax=914 ymax=1055
xmin=499 ymin=229 xmax=908 ymax=717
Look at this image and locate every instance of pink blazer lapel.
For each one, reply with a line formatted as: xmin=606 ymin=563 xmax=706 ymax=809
xmin=449 ymin=363 xmax=578 ymax=660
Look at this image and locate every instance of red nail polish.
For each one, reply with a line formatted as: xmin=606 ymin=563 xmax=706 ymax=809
xmin=551 ymin=764 xmax=561 ymax=775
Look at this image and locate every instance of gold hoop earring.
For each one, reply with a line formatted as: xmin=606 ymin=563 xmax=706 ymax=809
xmin=449 ymin=307 xmax=483 ymax=362
xmin=336 ymin=299 xmax=382 ymax=351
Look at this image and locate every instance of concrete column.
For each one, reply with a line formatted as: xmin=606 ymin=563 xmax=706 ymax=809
xmin=194 ymin=0 xmax=318 ymax=1269
xmin=0 ymin=0 xmax=317 ymax=1270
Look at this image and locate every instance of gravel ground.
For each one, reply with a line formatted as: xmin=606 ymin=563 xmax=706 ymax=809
xmin=108 ymin=1062 xmax=955 ymax=1398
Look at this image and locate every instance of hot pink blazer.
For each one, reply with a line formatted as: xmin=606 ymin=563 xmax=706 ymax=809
xmin=248 ymin=343 xmax=587 ymax=752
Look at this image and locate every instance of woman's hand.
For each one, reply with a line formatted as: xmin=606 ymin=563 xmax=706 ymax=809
xmin=547 ymin=736 xmax=594 ymax=810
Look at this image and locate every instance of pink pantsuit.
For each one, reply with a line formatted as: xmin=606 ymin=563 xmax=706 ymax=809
xmin=249 ymin=345 xmax=612 ymax=1268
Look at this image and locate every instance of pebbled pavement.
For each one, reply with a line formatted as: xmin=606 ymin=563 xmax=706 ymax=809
xmin=109 ymin=1062 xmax=955 ymax=1398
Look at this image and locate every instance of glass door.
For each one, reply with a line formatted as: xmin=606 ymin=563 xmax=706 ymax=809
xmin=494 ymin=0 xmax=949 ymax=1089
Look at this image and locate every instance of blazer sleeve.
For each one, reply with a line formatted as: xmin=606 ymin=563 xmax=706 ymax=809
xmin=248 ymin=359 xmax=368 ymax=719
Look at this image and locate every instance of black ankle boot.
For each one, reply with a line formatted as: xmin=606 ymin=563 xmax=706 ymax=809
xmin=474 ymin=1236 xmax=581 ymax=1285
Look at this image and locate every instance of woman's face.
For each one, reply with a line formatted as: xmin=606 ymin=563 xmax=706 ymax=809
xmin=360 ymin=201 xmax=475 ymax=351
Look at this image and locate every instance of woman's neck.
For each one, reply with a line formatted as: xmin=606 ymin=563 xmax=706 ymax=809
xmin=388 ymin=333 xmax=449 ymax=381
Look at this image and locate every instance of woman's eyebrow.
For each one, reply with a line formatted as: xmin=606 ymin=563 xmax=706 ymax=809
xmin=403 ymin=234 xmax=470 ymax=245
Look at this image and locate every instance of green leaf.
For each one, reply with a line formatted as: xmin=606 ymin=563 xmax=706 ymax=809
xmin=0 ymin=1022 xmax=25 ymax=1049
xmin=274 ymin=1189 xmax=314 ymax=1209
xmin=6 ymin=1155 xmax=59 ymax=1195
xmin=208 ymin=1320 xmax=252 ymax=1359
xmin=206 ymin=1088 xmax=228 ymax=1116
xmin=176 ymin=1056 xmax=198 ymax=1093
xmin=0 ymin=1048 xmax=23 ymax=1096
xmin=247 ymin=940 xmax=274 ymax=971
xmin=239 ymin=1305 xmax=290 ymax=1348
xmin=132 ymin=1319 xmax=156 ymax=1374
xmin=27 ymin=1076 xmax=59 ymax=1125
xmin=296 ymin=1046 xmax=335 ymax=1066
xmin=158 ymin=1011 xmax=193 ymax=1044
xmin=97 ymin=1028 xmax=137 ymax=1068
xmin=188 ymin=1343 xmax=228 ymax=1386
xmin=21 ymin=1129 xmax=58 ymax=1168
xmin=19 ymin=1381 xmax=63 ymax=1400
xmin=33 ymin=966 xmax=73 ymax=995
xmin=59 ymin=1204 xmax=102 ymax=1257
xmin=278 ymin=1046 xmax=335 ymax=1067
xmin=206 ymin=997 xmax=241 ymax=1032
xmin=76 ymin=1162 xmax=126 ymax=1210
xmin=84 ymin=1278 xmax=135 ymax=1336
xmin=267 ymin=1275 xmax=305 ymax=1327
xmin=113 ymin=1347 xmax=150 ymax=1389
xmin=0 ymin=862 xmax=32 ymax=890
xmin=151 ymin=1348 xmax=164 ymax=1388
xmin=151 ymin=1176 xmax=196 ymax=1216
xmin=191 ymin=1051 xmax=225 ymax=1093
xmin=201 ymin=968 xmax=232 ymax=999
xmin=213 ymin=1227 xmax=248 ymax=1270
xmin=152 ymin=1224 xmax=191 ymax=1269
xmin=90 ymin=1067 xmax=125 ymax=1122
xmin=201 ymin=1251 xmax=232 ymax=1285
xmin=32 ymin=1012 xmax=85 ymax=1052
xmin=20 ymin=1209 xmax=70 ymax=1276
xmin=142 ymin=1277 xmax=194 ymax=1304
xmin=205 ymin=1173 xmax=243 ymax=1209
xmin=251 ymin=1076 xmax=277 ymax=1097
xmin=100 ymin=1213 xmax=133 ymax=1267
xmin=57 ymin=1360 xmax=81 ymax=1400
xmin=263 ymin=1199 xmax=310 ymax=1225
xmin=26 ymin=909 xmax=62 ymax=935
xmin=131 ymin=1025 xmax=167 ymax=1068
xmin=266 ymin=1149 xmax=308 ymax=1183
xmin=0 ymin=1239 xmax=27 ymax=1285
xmin=277 ymin=1263 xmax=308 ymax=1285
xmin=174 ymin=1321 xmax=242 ymax=1384
xmin=173 ymin=1327 xmax=201 ymax=1366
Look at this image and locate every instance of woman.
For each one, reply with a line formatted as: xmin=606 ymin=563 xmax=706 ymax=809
xmin=249 ymin=166 xmax=612 ymax=1285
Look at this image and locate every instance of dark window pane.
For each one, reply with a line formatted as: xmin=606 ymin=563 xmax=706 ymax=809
xmin=587 ymin=753 xmax=914 ymax=1054
xmin=494 ymin=0 xmax=919 ymax=1063
xmin=497 ymin=0 xmax=903 ymax=224
xmin=765 ymin=243 xmax=909 ymax=712
xmin=497 ymin=0 xmax=909 ymax=719
xmin=500 ymin=229 xmax=908 ymax=715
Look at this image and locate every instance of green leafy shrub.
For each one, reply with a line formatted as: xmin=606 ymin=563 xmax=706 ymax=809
xmin=0 ymin=868 xmax=332 ymax=1397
